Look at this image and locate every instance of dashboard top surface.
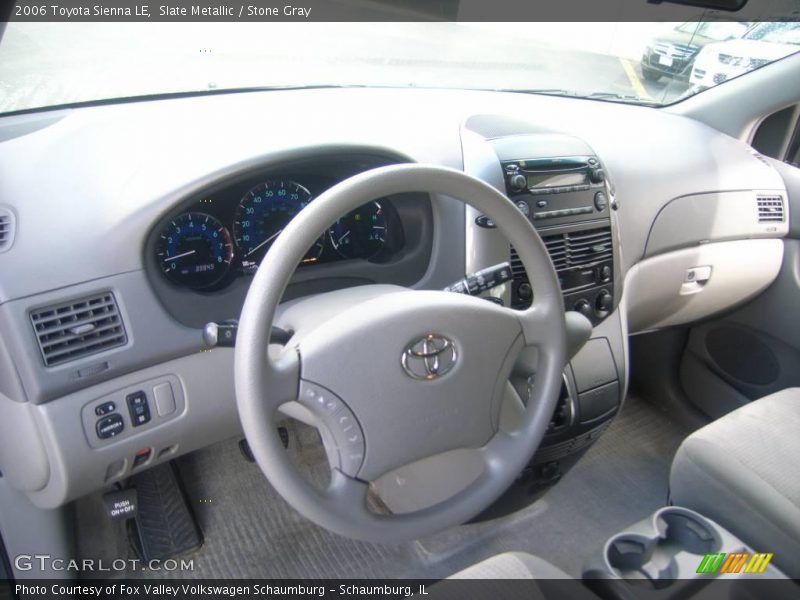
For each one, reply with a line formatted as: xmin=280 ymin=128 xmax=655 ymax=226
xmin=0 ymin=86 xmax=786 ymax=304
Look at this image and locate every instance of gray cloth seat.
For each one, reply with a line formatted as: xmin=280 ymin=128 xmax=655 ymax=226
xmin=670 ymin=387 xmax=800 ymax=578
xmin=444 ymin=552 xmax=596 ymax=600
xmin=448 ymin=551 xmax=574 ymax=579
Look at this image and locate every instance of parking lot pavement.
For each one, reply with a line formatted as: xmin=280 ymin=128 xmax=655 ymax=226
xmin=0 ymin=22 xmax=689 ymax=113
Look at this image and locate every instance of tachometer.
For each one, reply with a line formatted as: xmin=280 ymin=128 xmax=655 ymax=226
xmin=234 ymin=180 xmax=324 ymax=265
xmin=156 ymin=212 xmax=233 ymax=289
xmin=329 ymin=201 xmax=387 ymax=260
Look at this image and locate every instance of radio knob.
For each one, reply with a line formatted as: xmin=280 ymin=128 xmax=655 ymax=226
xmin=596 ymin=290 xmax=613 ymax=313
xmin=510 ymin=174 xmax=527 ymax=191
xmin=589 ymin=168 xmax=606 ymax=184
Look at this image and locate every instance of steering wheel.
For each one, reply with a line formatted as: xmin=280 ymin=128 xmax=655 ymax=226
xmin=234 ymin=164 xmax=566 ymax=542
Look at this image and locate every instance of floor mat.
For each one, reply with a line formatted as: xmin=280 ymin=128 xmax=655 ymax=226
xmin=420 ymin=393 xmax=693 ymax=578
xmin=75 ymin=394 xmax=691 ymax=579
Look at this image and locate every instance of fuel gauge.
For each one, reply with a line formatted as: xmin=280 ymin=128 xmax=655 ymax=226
xmin=329 ymin=201 xmax=387 ymax=260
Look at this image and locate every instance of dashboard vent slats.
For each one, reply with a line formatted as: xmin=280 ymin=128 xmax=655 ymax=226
xmin=30 ymin=292 xmax=127 ymax=366
xmin=0 ymin=206 xmax=15 ymax=253
xmin=757 ymin=196 xmax=785 ymax=223
xmin=511 ymin=226 xmax=612 ymax=278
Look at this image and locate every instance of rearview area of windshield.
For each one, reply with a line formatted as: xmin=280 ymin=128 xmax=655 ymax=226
xmin=1 ymin=21 xmax=799 ymax=114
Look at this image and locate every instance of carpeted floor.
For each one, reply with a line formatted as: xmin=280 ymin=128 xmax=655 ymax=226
xmin=75 ymin=394 xmax=692 ymax=579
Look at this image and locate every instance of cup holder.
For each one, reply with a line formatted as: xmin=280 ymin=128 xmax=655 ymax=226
xmin=606 ymin=534 xmax=677 ymax=587
xmin=603 ymin=508 xmax=722 ymax=588
xmin=657 ymin=509 xmax=720 ymax=556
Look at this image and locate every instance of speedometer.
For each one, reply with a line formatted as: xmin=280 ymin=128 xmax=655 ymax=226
xmin=156 ymin=212 xmax=233 ymax=289
xmin=234 ymin=180 xmax=324 ymax=265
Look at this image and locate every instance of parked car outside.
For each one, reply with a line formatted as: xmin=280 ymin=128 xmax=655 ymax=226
xmin=691 ymin=21 xmax=800 ymax=90
xmin=640 ymin=21 xmax=750 ymax=83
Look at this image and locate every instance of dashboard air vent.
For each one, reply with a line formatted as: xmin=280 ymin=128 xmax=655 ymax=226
xmin=509 ymin=247 xmax=525 ymax=278
xmin=30 ymin=292 xmax=127 ymax=367
xmin=544 ymin=227 xmax=613 ymax=273
xmin=510 ymin=226 xmax=613 ymax=277
xmin=0 ymin=207 xmax=15 ymax=253
xmin=757 ymin=196 xmax=785 ymax=223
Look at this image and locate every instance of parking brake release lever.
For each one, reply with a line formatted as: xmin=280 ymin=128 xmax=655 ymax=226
xmin=203 ymin=319 xmax=292 ymax=348
xmin=444 ymin=262 xmax=513 ymax=297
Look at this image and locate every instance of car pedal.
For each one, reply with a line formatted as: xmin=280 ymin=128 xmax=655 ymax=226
xmin=128 ymin=463 xmax=202 ymax=562
xmin=239 ymin=429 xmax=288 ymax=463
xmin=239 ymin=439 xmax=255 ymax=462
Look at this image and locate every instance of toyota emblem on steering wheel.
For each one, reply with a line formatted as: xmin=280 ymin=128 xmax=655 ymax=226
xmin=401 ymin=334 xmax=458 ymax=380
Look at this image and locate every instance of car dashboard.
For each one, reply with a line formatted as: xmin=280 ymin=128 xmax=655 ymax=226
xmin=0 ymin=86 xmax=790 ymax=510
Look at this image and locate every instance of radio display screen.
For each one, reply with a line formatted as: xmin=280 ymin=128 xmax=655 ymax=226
xmin=525 ymin=172 xmax=587 ymax=188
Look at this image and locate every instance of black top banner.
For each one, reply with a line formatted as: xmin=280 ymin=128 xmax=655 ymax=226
xmin=4 ymin=0 xmax=800 ymax=22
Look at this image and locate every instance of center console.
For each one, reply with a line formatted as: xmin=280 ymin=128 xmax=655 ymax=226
xmin=476 ymin=136 xmax=618 ymax=325
xmin=462 ymin=117 xmax=625 ymax=519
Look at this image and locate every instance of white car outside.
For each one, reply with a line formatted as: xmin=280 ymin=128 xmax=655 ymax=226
xmin=691 ymin=22 xmax=800 ymax=89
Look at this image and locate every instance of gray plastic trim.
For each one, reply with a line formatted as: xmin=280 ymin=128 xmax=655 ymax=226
xmin=645 ymin=189 xmax=789 ymax=257
xmin=25 ymin=349 xmax=239 ymax=509
xmin=0 ymin=392 xmax=49 ymax=492
xmin=624 ymin=239 xmax=784 ymax=334
xmin=0 ymin=478 xmax=74 ymax=579
xmin=0 ymin=270 xmax=203 ymax=405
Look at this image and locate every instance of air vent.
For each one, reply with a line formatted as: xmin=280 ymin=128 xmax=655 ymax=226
xmin=30 ymin=292 xmax=127 ymax=367
xmin=757 ymin=196 xmax=785 ymax=223
xmin=511 ymin=227 xmax=613 ymax=278
xmin=509 ymin=247 xmax=525 ymax=278
xmin=0 ymin=206 xmax=15 ymax=253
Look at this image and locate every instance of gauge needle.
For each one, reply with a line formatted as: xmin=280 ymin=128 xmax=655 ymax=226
xmin=164 ymin=250 xmax=196 ymax=262
xmin=337 ymin=231 xmax=350 ymax=245
xmin=246 ymin=229 xmax=283 ymax=257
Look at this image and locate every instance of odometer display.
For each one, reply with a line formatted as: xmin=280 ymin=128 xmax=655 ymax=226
xmin=156 ymin=212 xmax=233 ymax=289
xmin=234 ymin=180 xmax=323 ymax=265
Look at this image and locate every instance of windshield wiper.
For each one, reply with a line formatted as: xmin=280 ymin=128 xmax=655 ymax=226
xmin=492 ymin=88 xmax=579 ymax=97
xmin=588 ymin=92 xmax=659 ymax=106
xmin=490 ymin=87 xmax=658 ymax=106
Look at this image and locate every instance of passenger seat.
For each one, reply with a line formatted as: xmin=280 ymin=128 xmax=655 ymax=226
xmin=670 ymin=388 xmax=800 ymax=578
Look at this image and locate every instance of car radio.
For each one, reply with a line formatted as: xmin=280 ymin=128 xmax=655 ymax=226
xmin=503 ymin=155 xmax=609 ymax=223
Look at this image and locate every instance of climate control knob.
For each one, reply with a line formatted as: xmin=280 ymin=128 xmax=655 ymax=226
xmin=595 ymin=290 xmax=613 ymax=313
xmin=574 ymin=299 xmax=593 ymax=319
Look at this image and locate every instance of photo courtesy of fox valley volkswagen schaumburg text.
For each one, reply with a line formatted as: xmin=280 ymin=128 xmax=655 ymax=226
xmin=1 ymin=0 xmax=800 ymax=598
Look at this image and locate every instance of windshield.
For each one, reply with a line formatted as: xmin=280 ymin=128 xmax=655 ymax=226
xmin=744 ymin=22 xmax=800 ymax=46
xmin=1 ymin=21 xmax=799 ymax=114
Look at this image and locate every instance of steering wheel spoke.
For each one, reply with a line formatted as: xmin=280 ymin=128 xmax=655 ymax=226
xmin=257 ymin=347 xmax=301 ymax=413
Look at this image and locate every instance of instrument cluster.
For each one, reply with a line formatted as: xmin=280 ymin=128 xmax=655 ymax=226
xmin=154 ymin=177 xmax=400 ymax=291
